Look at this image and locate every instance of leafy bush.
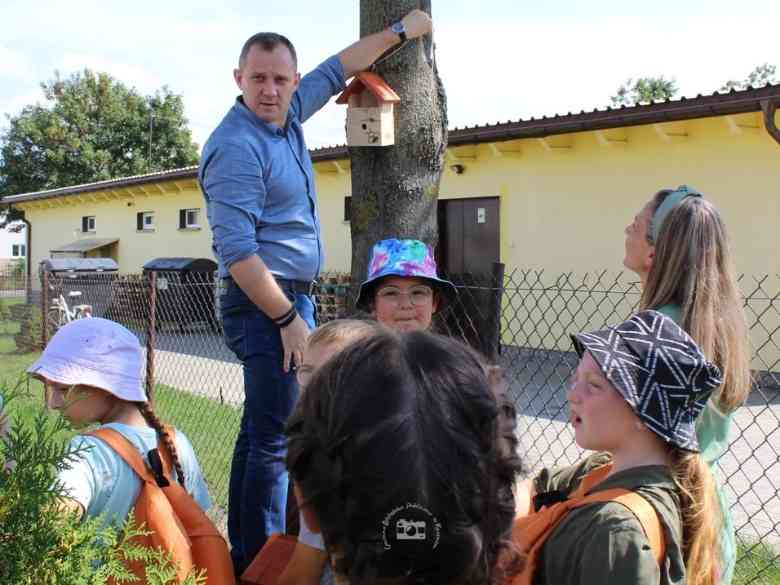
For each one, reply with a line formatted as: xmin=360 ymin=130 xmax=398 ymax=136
xmin=13 ymin=305 xmax=43 ymax=353
xmin=0 ymin=298 xmax=10 ymax=324
xmin=11 ymin=258 xmax=25 ymax=279
xmin=0 ymin=380 xmax=205 ymax=584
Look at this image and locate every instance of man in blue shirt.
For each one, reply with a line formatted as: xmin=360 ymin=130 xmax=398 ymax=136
xmin=199 ymin=10 xmax=433 ymax=575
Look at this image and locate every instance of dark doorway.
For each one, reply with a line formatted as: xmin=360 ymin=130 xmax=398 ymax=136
xmin=436 ymin=197 xmax=503 ymax=360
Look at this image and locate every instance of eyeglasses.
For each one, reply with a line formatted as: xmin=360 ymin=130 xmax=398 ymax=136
xmin=376 ymin=285 xmax=434 ymax=306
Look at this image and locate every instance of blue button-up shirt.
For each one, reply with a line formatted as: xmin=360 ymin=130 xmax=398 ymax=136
xmin=199 ymin=56 xmax=346 ymax=280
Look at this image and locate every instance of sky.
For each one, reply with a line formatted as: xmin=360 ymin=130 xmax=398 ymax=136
xmin=1 ymin=0 xmax=779 ymax=152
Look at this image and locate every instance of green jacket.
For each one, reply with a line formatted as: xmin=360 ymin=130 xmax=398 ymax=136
xmin=532 ymin=453 xmax=686 ymax=585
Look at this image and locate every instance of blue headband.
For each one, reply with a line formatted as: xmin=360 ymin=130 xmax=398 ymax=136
xmin=650 ymin=184 xmax=703 ymax=242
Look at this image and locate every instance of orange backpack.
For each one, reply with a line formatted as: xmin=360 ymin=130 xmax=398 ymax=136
xmin=239 ymin=533 xmax=298 ymax=585
xmin=87 ymin=427 xmax=236 ymax=585
xmin=506 ymin=464 xmax=665 ymax=585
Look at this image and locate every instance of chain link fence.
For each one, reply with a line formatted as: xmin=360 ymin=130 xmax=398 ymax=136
xmin=24 ymin=267 xmax=780 ymax=583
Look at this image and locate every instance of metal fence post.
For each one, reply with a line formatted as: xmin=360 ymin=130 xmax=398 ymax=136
xmin=146 ymin=271 xmax=157 ymax=403
xmin=487 ymin=262 xmax=505 ymax=363
xmin=41 ymin=268 xmax=49 ymax=347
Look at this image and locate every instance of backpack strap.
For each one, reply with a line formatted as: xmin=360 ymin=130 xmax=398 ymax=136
xmin=572 ymin=488 xmax=666 ymax=565
xmin=86 ymin=427 xmax=160 ymax=485
xmin=506 ymin=466 xmax=667 ymax=585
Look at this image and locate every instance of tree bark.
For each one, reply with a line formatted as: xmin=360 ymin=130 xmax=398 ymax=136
xmin=349 ymin=0 xmax=447 ymax=303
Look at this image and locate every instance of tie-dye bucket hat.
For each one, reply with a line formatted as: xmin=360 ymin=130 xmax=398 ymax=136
xmin=355 ymin=239 xmax=457 ymax=310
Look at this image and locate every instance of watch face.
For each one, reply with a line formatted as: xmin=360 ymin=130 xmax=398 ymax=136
xmin=391 ymin=22 xmax=405 ymax=34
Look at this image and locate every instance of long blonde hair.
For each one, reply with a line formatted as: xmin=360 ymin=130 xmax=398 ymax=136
xmin=670 ymin=449 xmax=722 ymax=585
xmin=641 ymin=192 xmax=752 ymax=413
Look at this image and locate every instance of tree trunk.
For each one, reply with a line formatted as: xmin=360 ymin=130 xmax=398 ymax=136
xmin=349 ymin=0 xmax=447 ymax=304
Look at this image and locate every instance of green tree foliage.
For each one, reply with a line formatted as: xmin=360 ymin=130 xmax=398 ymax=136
xmin=0 ymin=381 xmax=205 ymax=584
xmin=610 ymin=76 xmax=678 ymax=107
xmin=720 ymin=63 xmax=777 ymax=92
xmin=0 ymin=69 xmax=199 ymax=214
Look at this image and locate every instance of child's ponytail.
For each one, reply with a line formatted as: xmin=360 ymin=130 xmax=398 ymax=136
xmin=136 ymin=402 xmax=187 ymax=490
xmin=670 ymin=449 xmax=722 ymax=585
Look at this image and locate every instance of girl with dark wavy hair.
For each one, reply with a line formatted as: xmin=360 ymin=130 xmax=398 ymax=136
xmin=285 ymin=330 xmax=522 ymax=585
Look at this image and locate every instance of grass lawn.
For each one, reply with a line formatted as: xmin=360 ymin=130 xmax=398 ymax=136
xmin=153 ymin=383 xmax=240 ymax=519
xmin=735 ymin=540 xmax=780 ymax=585
xmin=1 ymin=305 xmax=239 ymax=529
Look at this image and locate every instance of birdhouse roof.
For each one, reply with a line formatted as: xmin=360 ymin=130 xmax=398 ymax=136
xmin=336 ymin=72 xmax=401 ymax=105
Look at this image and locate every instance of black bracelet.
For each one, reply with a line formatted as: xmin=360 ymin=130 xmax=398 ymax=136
xmin=274 ymin=306 xmax=298 ymax=328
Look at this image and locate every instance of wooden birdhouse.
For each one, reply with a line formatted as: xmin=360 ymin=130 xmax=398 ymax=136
xmin=336 ymin=72 xmax=400 ymax=147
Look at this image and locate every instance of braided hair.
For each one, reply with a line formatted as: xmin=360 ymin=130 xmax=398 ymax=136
xmin=286 ymin=330 xmax=522 ymax=585
xmin=136 ymin=402 xmax=187 ymax=490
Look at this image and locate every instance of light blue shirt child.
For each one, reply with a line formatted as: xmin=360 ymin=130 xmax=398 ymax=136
xmin=59 ymin=422 xmax=211 ymax=528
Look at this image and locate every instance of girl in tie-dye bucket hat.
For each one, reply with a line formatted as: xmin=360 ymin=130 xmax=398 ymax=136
xmin=355 ymin=239 xmax=457 ymax=332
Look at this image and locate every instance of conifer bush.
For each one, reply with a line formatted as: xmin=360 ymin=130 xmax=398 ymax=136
xmin=0 ymin=380 xmax=204 ymax=584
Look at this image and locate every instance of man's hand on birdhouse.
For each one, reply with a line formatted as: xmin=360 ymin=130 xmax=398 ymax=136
xmin=401 ymin=9 xmax=433 ymax=40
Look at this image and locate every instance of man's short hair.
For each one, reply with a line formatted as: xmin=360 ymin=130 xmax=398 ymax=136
xmin=239 ymin=33 xmax=298 ymax=69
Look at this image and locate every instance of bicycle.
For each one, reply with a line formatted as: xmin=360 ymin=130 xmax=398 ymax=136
xmin=47 ymin=289 xmax=92 ymax=335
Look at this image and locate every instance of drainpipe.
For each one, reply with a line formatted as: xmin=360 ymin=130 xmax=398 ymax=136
xmin=20 ymin=213 xmax=32 ymax=302
xmin=761 ymin=99 xmax=780 ymax=145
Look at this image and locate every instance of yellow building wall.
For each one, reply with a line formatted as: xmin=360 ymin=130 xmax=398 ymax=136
xmin=15 ymin=114 xmax=780 ymax=369
xmin=314 ymin=114 xmax=779 ymax=279
xmin=19 ymin=179 xmax=213 ymax=275
xmin=312 ymin=113 xmax=780 ymax=370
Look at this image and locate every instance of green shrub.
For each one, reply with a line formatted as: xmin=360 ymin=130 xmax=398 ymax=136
xmin=0 ymin=381 xmax=205 ymax=585
xmin=11 ymin=258 xmax=25 ymax=279
xmin=9 ymin=302 xmax=30 ymax=321
xmin=0 ymin=298 xmax=10 ymax=324
xmin=14 ymin=305 xmax=43 ymax=353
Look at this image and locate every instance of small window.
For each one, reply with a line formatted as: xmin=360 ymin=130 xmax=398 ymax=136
xmin=137 ymin=211 xmax=155 ymax=231
xmin=12 ymin=244 xmax=25 ymax=257
xmin=179 ymin=208 xmax=201 ymax=230
xmin=344 ymin=196 xmax=352 ymax=222
xmin=82 ymin=216 xmax=96 ymax=233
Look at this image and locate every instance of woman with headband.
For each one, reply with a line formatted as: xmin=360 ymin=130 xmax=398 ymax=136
xmin=622 ymin=185 xmax=752 ymax=583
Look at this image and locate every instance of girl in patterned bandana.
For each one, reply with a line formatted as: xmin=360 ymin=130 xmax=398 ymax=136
xmin=623 ymin=186 xmax=751 ymax=584
xmin=508 ymin=310 xmax=723 ymax=585
xmin=355 ymin=239 xmax=457 ymax=332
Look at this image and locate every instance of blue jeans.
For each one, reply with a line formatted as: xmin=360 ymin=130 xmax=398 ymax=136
xmin=220 ymin=281 xmax=315 ymax=574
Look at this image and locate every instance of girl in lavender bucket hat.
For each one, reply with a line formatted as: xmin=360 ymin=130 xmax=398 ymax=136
xmin=355 ymin=238 xmax=457 ymax=332
xmin=26 ymin=317 xmax=211 ymax=527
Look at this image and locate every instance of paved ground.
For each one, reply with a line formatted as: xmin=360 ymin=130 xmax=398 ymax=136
xmin=143 ymin=333 xmax=780 ymax=545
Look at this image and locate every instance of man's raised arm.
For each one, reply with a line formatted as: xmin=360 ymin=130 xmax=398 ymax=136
xmin=337 ymin=9 xmax=433 ymax=79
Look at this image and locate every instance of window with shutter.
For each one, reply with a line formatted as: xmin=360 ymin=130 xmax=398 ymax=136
xmin=344 ymin=196 xmax=352 ymax=222
xmin=138 ymin=212 xmax=154 ymax=231
xmin=179 ymin=208 xmax=200 ymax=229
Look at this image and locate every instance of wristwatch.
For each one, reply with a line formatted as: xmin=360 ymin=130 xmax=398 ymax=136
xmin=390 ymin=21 xmax=407 ymax=44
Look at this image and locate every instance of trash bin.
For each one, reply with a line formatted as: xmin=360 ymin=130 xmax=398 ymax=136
xmin=142 ymin=258 xmax=218 ymax=333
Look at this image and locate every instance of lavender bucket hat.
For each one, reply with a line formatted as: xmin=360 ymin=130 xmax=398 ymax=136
xmin=355 ymin=239 xmax=457 ymax=310
xmin=27 ymin=317 xmax=147 ymax=403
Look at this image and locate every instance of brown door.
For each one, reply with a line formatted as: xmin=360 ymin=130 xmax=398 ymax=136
xmin=436 ymin=197 xmax=502 ymax=359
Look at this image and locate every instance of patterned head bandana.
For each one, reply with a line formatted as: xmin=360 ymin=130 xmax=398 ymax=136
xmin=649 ymin=184 xmax=703 ymax=243
xmin=356 ymin=239 xmax=457 ymax=310
xmin=571 ymin=310 xmax=722 ymax=452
